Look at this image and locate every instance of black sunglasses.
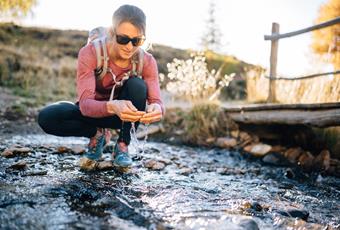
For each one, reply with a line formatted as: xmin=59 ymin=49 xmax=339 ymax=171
xmin=115 ymin=34 xmax=145 ymax=47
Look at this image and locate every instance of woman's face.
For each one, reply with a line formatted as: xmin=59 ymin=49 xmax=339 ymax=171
xmin=112 ymin=22 xmax=144 ymax=60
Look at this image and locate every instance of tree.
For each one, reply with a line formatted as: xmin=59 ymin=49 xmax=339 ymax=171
xmin=0 ymin=0 xmax=36 ymax=19
xmin=201 ymin=0 xmax=223 ymax=52
xmin=311 ymin=0 xmax=340 ymax=69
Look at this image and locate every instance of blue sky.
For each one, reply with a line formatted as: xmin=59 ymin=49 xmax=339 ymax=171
xmin=22 ymin=0 xmax=330 ymax=76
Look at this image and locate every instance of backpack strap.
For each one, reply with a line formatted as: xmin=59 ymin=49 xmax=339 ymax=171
xmin=93 ymin=37 xmax=109 ymax=80
xmin=131 ymin=49 xmax=144 ymax=77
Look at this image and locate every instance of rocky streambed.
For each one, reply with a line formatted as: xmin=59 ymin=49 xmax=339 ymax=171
xmin=0 ymin=134 xmax=339 ymax=229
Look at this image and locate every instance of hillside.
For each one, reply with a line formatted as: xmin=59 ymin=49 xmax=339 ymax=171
xmin=0 ymin=23 xmax=257 ymax=104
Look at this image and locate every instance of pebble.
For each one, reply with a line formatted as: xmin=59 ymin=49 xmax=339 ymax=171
xmin=313 ymin=150 xmax=330 ymax=171
xmin=284 ymin=147 xmax=303 ymax=163
xmin=216 ymin=137 xmax=237 ymax=148
xmin=277 ymin=209 xmax=309 ymax=221
xmin=79 ymin=157 xmax=97 ymax=171
xmin=245 ymin=143 xmax=272 ymax=157
xmin=7 ymin=161 xmax=27 ymax=170
xmin=1 ymin=147 xmax=31 ymax=158
xmin=238 ymin=218 xmax=259 ymax=230
xmin=144 ymin=160 xmax=166 ymax=171
xmin=262 ymin=152 xmax=290 ymax=166
xmin=97 ymin=161 xmax=114 ymax=170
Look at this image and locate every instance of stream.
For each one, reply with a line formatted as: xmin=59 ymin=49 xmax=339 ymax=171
xmin=0 ymin=135 xmax=339 ymax=229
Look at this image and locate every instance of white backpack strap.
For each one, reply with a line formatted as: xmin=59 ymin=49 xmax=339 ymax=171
xmin=92 ymin=38 xmax=108 ymax=80
xmin=137 ymin=49 xmax=144 ymax=77
xmin=101 ymin=38 xmax=109 ymax=79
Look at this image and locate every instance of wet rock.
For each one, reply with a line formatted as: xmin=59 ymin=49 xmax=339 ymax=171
xmin=297 ymin=151 xmax=314 ymax=170
xmin=238 ymin=218 xmax=259 ymax=230
xmin=239 ymin=131 xmax=253 ymax=146
xmin=217 ymin=167 xmax=246 ymax=175
xmin=179 ymin=167 xmax=193 ymax=176
xmin=231 ymin=130 xmax=239 ymax=138
xmin=216 ymin=137 xmax=237 ymax=148
xmin=56 ymin=146 xmax=71 ymax=154
xmin=158 ymin=158 xmax=172 ymax=165
xmin=144 ymin=160 xmax=165 ymax=171
xmin=97 ymin=161 xmax=114 ymax=170
xmin=1 ymin=149 xmax=14 ymax=158
xmin=7 ymin=161 xmax=27 ymax=170
xmin=262 ymin=152 xmax=291 ymax=166
xmin=277 ymin=209 xmax=309 ymax=221
xmin=22 ymin=170 xmax=48 ymax=176
xmin=284 ymin=147 xmax=303 ymax=163
xmin=313 ymin=150 xmax=330 ymax=171
xmin=71 ymin=145 xmax=86 ymax=155
xmin=1 ymin=146 xmax=31 ymax=158
xmin=79 ymin=157 xmax=97 ymax=171
xmin=245 ymin=143 xmax=272 ymax=157
xmin=242 ymin=201 xmax=263 ymax=212
xmin=205 ymin=137 xmax=216 ymax=144
xmin=270 ymin=145 xmax=286 ymax=153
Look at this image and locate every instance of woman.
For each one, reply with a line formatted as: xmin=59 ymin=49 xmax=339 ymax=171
xmin=38 ymin=4 xmax=164 ymax=169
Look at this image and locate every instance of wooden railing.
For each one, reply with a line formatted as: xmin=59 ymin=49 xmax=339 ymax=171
xmin=264 ymin=16 xmax=340 ymax=102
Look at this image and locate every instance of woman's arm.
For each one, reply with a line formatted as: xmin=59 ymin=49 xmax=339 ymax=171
xmin=76 ymin=45 xmax=111 ymax=118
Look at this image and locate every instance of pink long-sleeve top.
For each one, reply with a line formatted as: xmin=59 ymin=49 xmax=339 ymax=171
xmin=76 ymin=43 xmax=164 ymax=118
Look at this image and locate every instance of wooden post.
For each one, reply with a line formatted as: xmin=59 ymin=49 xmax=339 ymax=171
xmin=267 ymin=23 xmax=279 ymax=103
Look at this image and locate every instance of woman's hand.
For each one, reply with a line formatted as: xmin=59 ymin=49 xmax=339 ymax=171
xmin=107 ymin=100 xmax=145 ymax=122
xmin=140 ymin=103 xmax=163 ymax=124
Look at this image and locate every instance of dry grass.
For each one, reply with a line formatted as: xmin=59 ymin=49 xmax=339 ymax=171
xmin=246 ymin=70 xmax=340 ymax=103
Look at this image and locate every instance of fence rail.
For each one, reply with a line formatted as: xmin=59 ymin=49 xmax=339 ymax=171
xmin=264 ymin=17 xmax=340 ymax=102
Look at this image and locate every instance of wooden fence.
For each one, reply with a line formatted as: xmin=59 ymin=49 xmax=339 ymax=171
xmin=264 ymin=16 xmax=340 ymax=102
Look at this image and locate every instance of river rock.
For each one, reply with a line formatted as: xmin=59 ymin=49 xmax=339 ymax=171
xmin=284 ymin=147 xmax=303 ymax=163
xmin=1 ymin=149 xmax=14 ymax=158
xmin=79 ymin=157 xmax=97 ymax=171
xmin=297 ymin=151 xmax=314 ymax=169
xmin=8 ymin=161 xmax=27 ymax=170
xmin=277 ymin=209 xmax=309 ymax=221
xmin=262 ymin=152 xmax=290 ymax=166
xmin=231 ymin=130 xmax=239 ymax=138
xmin=1 ymin=147 xmax=31 ymax=158
xmin=71 ymin=145 xmax=86 ymax=155
xmin=57 ymin=146 xmax=71 ymax=154
xmin=238 ymin=219 xmax=259 ymax=230
xmin=179 ymin=167 xmax=193 ymax=176
xmin=144 ymin=160 xmax=165 ymax=171
xmin=216 ymin=137 xmax=237 ymax=148
xmin=97 ymin=161 xmax=114 ymax=170
xmin=313 ymin=150 xmax=330 ymax=171
xmin=245 ymin=143 xmax=272 ymax=157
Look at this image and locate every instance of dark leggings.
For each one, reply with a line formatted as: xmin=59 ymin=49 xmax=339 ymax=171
xmin=38 ymin=77 xmax=147 ymax=145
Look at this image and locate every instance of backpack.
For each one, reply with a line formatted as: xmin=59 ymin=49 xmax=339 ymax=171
xmin=87 ymin=27 xmax=144 ymax=100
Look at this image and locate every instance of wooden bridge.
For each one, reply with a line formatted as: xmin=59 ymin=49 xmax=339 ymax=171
xmin=224 ymin=102 xmax=340 ymax=128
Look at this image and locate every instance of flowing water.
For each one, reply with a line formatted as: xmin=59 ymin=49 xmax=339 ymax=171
xmin=0 ymin=135 xmax=339 ymax=230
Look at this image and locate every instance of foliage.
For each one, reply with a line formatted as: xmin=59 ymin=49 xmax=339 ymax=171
xmin=162 ymin=52 xmax=235 ymax=102
xmin=311 ymin=0 xmax=340 ymax=69
xmin=0 ymin=0 xmax=36 ymax=18
xmin=184 ymin=102 xmax=238 ymax=146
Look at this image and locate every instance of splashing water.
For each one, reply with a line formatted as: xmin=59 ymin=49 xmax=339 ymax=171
xmin=129 ymin=122 xmax=149 ymax=155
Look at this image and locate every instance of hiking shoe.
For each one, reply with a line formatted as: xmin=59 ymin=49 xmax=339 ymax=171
xmin=112 ymin=141 xmax=132 ymax=168
xmin=80 ymin=128 xmax=111 ymax=162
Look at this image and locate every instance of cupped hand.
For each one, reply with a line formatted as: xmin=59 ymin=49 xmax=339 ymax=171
xmin=140 ymin=103 xmax=163 ymax=124
xmin=107 ymin=100 xmax=145 ymax=122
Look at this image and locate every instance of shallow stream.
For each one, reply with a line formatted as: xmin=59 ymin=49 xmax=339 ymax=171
xmin=0 ymin=135 xmax=339 ymax=229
